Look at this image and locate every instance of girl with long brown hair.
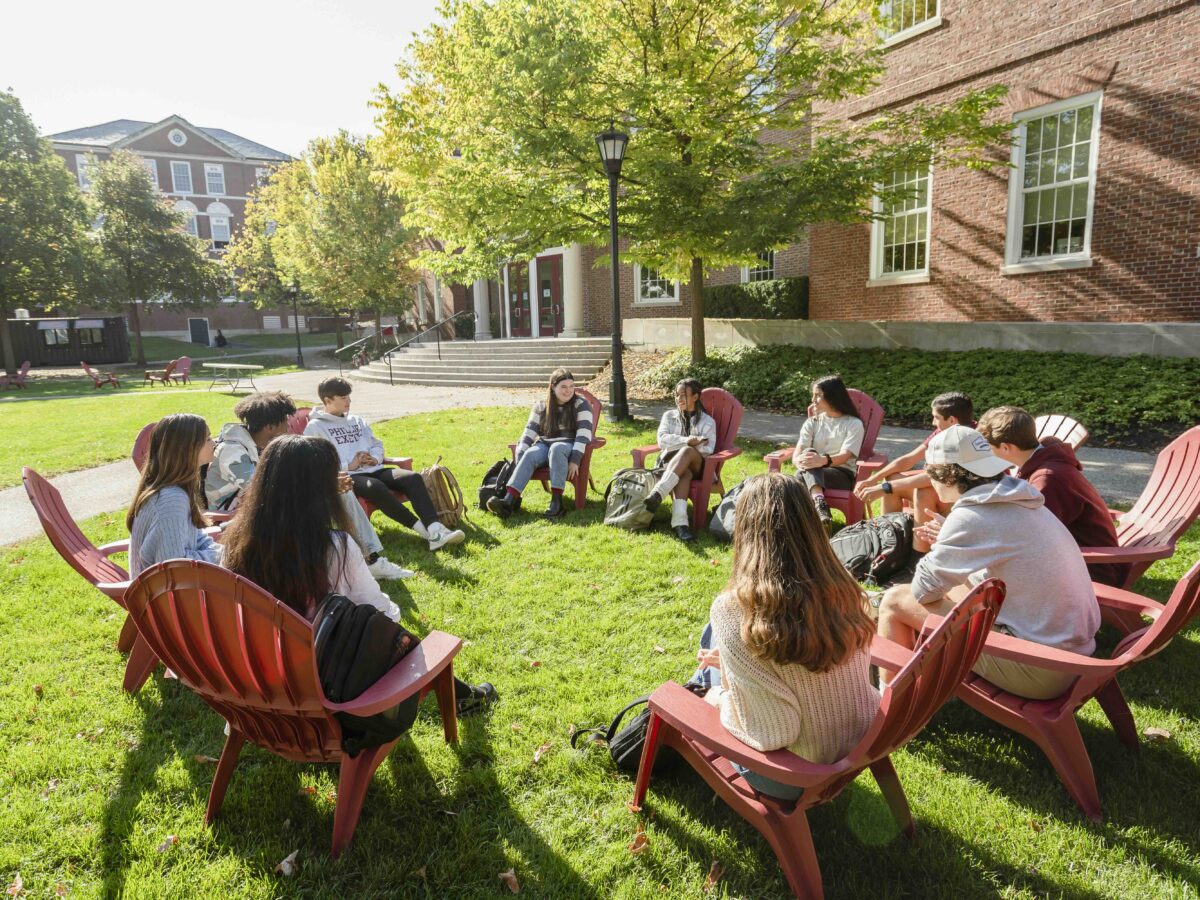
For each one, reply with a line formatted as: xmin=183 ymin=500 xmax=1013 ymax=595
xmin=695 ymin=473 xmax=878 ymax=798
xmin=791 ymin=374 xmax=864 ymax=529
xmin=126 ymin=413 xmax=220 ymax=576
xmin=487 ymin=367 xmax=594 ymax=520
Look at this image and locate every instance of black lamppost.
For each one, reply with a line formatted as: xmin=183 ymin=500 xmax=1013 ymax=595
xmin=596 ymin=123 xmax=630 ymax=422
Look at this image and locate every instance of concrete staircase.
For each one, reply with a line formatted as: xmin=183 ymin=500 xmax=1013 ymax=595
xmin=352 ymin=337 xmax=612 ymax=388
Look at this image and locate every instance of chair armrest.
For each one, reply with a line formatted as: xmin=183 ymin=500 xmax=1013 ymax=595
xmin=1093 ymin=583 xmax=1165 ymax=619
xmin=976 ymin=629 xmax=1117 ymax=674
xmin=325 ymin=630 xmax=463 ymax=718
xmin=763 ymin=448 xmax=792 ymax=474
xmin=869 ymin=635 xmax=914 ymax=672
xmin=630 ymin=444 xmax=660 ymax=469
xmin=1079 ymin=544 xmax=1172 ymax=565
xmin=1107 ymin=508 xmax=1124 ymax=523
xmin=98 ymin=539 xmax=131 ymax=558
xmin=97 ymin=580 xmax=131 ymax=601
xmin=382 ymin=456 xmax=413 ymax=470
xmin=589 ymin=437 xmax=607 ymax=450
xmin=647 ymin=682 xmax=847 ymax=788
xmin=856 ymin=454 xmax=888 ymax=474
xmin=206 ymin=512 xmax=235 ymax=525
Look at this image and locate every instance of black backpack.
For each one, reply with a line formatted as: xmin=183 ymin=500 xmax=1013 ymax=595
xmin=708 ymin=478 xmax=750 ymax=542
xmin=478 ymin=458 xmax=515 ymax=511
xmin=571 ymin=683 xmax=708 ymax=774
xmin=312 ymin=593 xmax=421 ymax=756
xmin=829 ymin=512 xmax=914 ymax=585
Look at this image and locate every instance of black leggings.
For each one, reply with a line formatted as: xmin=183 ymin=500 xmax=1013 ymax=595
xmin=798 ymin=465 xmax=856 ymax=492
xmin=351 ymin=468 xmax=438 ymax=530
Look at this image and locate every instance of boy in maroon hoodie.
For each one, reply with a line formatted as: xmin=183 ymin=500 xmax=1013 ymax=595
xmin=978 ymin=406 xmax=1129 ymax=587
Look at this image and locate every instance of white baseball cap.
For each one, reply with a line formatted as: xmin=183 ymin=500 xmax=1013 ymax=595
xmin=926 ymin=425 xmax=1011 ymax=477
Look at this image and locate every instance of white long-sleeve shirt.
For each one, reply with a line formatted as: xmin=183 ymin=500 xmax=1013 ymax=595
xmin=656 ymin=408 xmax=717 ymax=462
xmin=326 ymin=532 xmax=402 ymax=622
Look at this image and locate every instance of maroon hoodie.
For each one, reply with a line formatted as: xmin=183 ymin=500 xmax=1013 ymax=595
xmin=1017 ymin=438 xmax=1130 ymax=587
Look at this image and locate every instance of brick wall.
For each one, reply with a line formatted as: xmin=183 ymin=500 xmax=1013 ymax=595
xmin=809 ymin=0 xmax=1200 ymax=323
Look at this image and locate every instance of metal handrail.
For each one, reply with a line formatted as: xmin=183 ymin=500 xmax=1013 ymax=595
xmin=383 ymin=310 xmax=476 ymax=385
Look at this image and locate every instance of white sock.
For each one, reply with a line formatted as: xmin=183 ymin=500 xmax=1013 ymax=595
xmin=413 ymin=521 xmax=430 ymax=539
xmin=656 ymin=470 xmax=680 ymax=498
xmin=670 ymin=498 xmax=689 ymax=528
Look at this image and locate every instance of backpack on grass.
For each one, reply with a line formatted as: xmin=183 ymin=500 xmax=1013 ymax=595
xmin=603 ymin=467 xmax=661 ymax=530
xmin=829 ymin=512 xmax=914 ymax=585
xmin=478 ymin=458 xmax=515 ymax=511
xmin=570 ymin=682 xmax=708 ymax=775
xmin=708 ymin=478 xmax=751 ymax=542
xmin=313 ymin=593 xmax=421 ymax=756
xmin=421 ymin=456 xmax=466 ymax=527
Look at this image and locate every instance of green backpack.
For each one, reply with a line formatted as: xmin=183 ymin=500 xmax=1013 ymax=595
xmin=603 ymin=467 xmax=661 ymax=530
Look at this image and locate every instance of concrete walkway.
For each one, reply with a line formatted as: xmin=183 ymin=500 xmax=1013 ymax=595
xmin=4 ymin=377 xmax=1154 ymax=547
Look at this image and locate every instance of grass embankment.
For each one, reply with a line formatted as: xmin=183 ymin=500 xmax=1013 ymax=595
xmin=1 ymin=407 xmax=1198 ymax=897
xmin=644 ymin=346 xmax=1200 ymax=449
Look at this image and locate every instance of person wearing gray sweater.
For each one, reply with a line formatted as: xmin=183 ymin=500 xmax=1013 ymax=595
xmin=877 ymin=425 xmax=1100 ymax=700
xmin=130 ymin=486 xmax=221 ymax=576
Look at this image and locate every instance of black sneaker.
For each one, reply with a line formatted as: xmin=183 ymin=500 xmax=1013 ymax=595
xmin=487 ymin=494 xmax=517 ymax=519
xmin=814 ymin=495 xmax=833 ymax=527
xmin=456 ymin=682 xmax=498 ymax=718
xmin=672 ymin=525 xmax=696 ymax=543
xmin=643 ymin=491 xmax=663 ymax=514
xmin=544 ymin=493 xmax=565 ymax=519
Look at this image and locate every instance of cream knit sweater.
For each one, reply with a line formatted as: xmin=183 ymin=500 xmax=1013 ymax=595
xmin=707 ymin=592 xmax=879 ymax=765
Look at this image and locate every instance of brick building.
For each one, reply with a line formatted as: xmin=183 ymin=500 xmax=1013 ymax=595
xmin=443 ymin=0 xmax=1198 ymax=350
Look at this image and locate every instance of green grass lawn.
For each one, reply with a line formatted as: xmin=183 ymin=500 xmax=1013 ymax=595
xmin=136 ymin=332 xmax=345 ymax=363
xmin=2 ymin=408 xmax=1198 ymax=897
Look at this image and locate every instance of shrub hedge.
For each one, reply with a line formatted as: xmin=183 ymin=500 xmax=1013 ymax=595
xmin=703 ymin=276 xmax=809 ymax=319
xmin=642 ymin=345 xmax=1200 ymax=447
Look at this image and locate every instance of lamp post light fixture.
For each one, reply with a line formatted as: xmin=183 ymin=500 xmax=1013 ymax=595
xmin=596 ymin=123 xmax=630 ymax=422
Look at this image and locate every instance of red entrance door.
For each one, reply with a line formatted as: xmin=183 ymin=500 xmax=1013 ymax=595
xmin=535 ymin=254 xmax=563 ymax=336
xmin=507 ymin=262 xmax=531 ymax=337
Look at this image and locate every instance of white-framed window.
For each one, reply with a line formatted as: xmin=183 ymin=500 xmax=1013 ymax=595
xmin=255 ymin=167 xmax=270 ymax=187
xmin=880 ymin=0 xmax=941 ymax=43
xmin=75 ymin=154 xmax=94 ymax=191
xmin=741 ymin=251 xmax=776 ymax=283
xmin=870 ymin=167 xmax=932 ymax=281
xmin=1005 ymin=91 xmax=1102 ymax=273
xmin=141 ymin=157 xmax=159 ymax=189
xmin=174 ymin=200 xmax=198 ymax=237
xmin=287 ymin=315 xmax=306 ymax=329
xmin=262 ymin=315 xmax=282 ymax=329
xmin=204 ymin=163 xmax=225 ymax=196
xmin=210 ymin=216 xmax=231 ymax=249
xmin=171 ymin=160 xmax=193 ymax=194
xmin=634 ymin=264 xmax=681 ymax=305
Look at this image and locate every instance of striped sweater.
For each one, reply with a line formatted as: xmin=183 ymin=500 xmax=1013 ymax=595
xmin=129 ymin=486 xmax=221 ymax=577
xmin=514 ymin=395 xmax=594 ymax=466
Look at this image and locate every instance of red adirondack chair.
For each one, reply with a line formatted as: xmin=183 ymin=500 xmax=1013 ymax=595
xmin=171 ymin=356 xmax=192 ymax=384
xmin=955 ymin=559 xmax=1200 ymax=822
xmin=1036 ymin=413 xmax=1089 ymax=450
xmin=1080 ymin=426 xmax=1200 ymax=593
xmin=82 ymin=361 xmax=119 ymax=389
xmin=131 ymin=422 xmax=156 ymax=472
xmin=1 ymin=361 xmax=31 ymax=389
xmin=123 ymin=560 xmax=462 ymax=858
xmin=507 ymin=388 xmax=607 ymax=510
xmin=144 ymin=359 xmax=178 ymax=387
xmin=763 ymin=389 xmax=889 ymax=526
xmin=630 ymin=388 xmax=744 ymax=530
xmin=287 ymin=407 xmax=312 ymax=434
xmin=632 ymin=579 xmax=1004 ymax=900
xmin=20 ymin=466 xmax=153 ymax=679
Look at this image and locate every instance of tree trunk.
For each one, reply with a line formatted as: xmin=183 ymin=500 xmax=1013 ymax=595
xmin=0 ymin=302 xmax=16 ymax=377
xmin=690 ymin=256 xmax=706 ymax=364
xmin=129 ymin=301 xmax=147 ymax=366
xmin=334 ymin=311 xmax=345 ymax=349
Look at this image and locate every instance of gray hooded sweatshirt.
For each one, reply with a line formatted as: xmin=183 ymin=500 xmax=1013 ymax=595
xmin=910 ymin=476 xmax=1100 ymax=655
xmin=304 ymin=409 xmax=386 ymax=473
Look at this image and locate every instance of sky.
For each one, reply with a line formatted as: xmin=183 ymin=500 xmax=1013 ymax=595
xmin=3 ymin=0 xmax=445 ymax=158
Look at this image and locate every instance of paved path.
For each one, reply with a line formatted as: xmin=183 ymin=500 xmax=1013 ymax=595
xmin=4 ymin=378 xmax=1153 ymax=547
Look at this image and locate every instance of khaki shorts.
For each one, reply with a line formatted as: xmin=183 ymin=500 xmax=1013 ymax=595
xmin=971 ymin=626 xmax=1076 ymax=700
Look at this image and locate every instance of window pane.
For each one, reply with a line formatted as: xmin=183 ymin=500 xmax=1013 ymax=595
xmin=1023 ymin=153 xmax=1039 ymax=189
xmin=1059 ymin=109 xmax=1077 ymax=145
xmin=1071 ymin=183 xmax=1089 ymax=218
xmin=1041 ymin=115 xmax=1057 ymax=150
xmin=1023 ymin=192 xmax=1039 ymax=226
xmin=915 ymin=211 xmax=927 ymax=241
xmin=914 ymin=242 xmax=926 ymax=270
xmin=1053 ymin=220 xmax=1071 ymax=255
xmin=1026 ymin=121 xmax=1041 ymax=154
xmin=1037 ymin=188 xmax=1054 ymax=223
xmin=1069 ymin=218 xmax=1086 ymax=253
xmin=1039 ymin=153 xmax=1055 ymax=187
xmin=1021 ymin=225 xmax=1037 ymax=258
xmin=1055 ymin=185 xmax=1072 ymax=221
xmin=1072 ymin=142 xmax=1091 ymax=179
xmin=1036 ymin=223 xmax=1053 ymax=256
xmin=1056 ymin=147 xmax=1072 ymax=181
xmin=1076 ymin=105 xmax=1093 ymax=137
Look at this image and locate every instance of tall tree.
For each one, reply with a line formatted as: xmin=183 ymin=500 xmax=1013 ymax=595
xmin=91 ymin=150 xmax=227 ymax=365
xmin=227 ymin=132 xmax=418 ymax=352
xmin=375 ymin=0 xmax=1010 ymax=361
xmin=0 ymin=91 xmax=98 ymax=374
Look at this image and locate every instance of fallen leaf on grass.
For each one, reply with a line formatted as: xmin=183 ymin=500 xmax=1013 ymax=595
xmin=32 ymin=685 xmax=43 ymax=699
xmin=40 ymin=778 xmax=59 ymax=800
xmin=498 ymin=868 xmax=520 ymax=893
xmin=533 ymin=741 xmax=553 ymax=764
xmin=510 ymin=722 xmax=523 ymax=732
xmin=671 ymin=576 xmax=684 ymax=585
xmin=1029 ymin=819 xmax=1043 ymax=833
xmin=6 ymin=874 xmax=23 ymax=896
xmin=156 ymin=835 xmax=178 ymax=853
xmin=54 ymin=884 xmax=69 ymax=897
xmin=653 ymin=645 xmax=666 ymax=654
xmin=1143 ymin=726 xmax=1172 ymax=742
xmin=709 ymin=559 xmax=720 ymax=567
xmin=703 ymin=861 xmax=723 ymax=892
xmin=325 ymin=791 xmax=338 ymax=804
xmin=274 ymin=850 xmax=299 ymax=877
xmin=297 ymin=786 xmax=318 ymax=796
xmin=530 ymin=661 xmax=542 ymax=668
xmin=626 ymin=800 xmax=641 ymax=814
xmin=415 ymin=866 xmax=427 ymax=880
xmin=628 ymin=823 xmax=649 ymax=855
xmin=193 ymin=755 xmax=219 ymax=765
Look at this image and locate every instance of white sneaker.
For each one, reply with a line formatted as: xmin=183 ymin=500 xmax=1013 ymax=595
xmin=412 ymin=521 xmax=430 ymax=540
xmin=368 ymin=556 xmax=415 ymax=580
xmin=426 ymin=521 xmax=465 ymax=551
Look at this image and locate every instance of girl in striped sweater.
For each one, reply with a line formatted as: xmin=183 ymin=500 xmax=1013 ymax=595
xmin=487 ymin=368 xmax=594 ymax=520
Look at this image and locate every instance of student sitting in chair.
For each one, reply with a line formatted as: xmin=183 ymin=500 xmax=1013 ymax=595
xmin=790 ymin=375 xmax=864 ymax=530
xmin=643 ymin=378 xmax=716 ymax=543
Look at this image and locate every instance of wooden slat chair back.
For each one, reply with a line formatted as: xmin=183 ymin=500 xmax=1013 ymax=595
xmin=131 ymin=422 xmax=156 ymax=472
xmin=82 ymin=361 xmax=119 ymax=389
xmin=173 ymin=356 xmax=192 ymax=384
xmin=288 ymin=407 xmax=312 ymax=434
xmin=632 ymin=580 xmax=1004 ymax=898
xmin=123 ymin=560 xmax=462 ymax=857
xmin=507 ymin=388 xmax=607 ymax=510
xmin=2 ymin=360 xmax=31 ymax=389
xmin=144 ymin=359 xmax=178 ymax=387
xmin=956 ymin=559 xmax=1200 ymax=821
xmin=630 ymin=387 xmax=744 ymax=530
xmin=1035 ymin=414 xmax=1089 ymax=450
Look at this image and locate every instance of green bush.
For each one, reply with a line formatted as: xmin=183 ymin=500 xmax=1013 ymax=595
xmin=703 ymin=276 xmax=808 ymax=319
xmin=453 ymin=311 xmax=475 ymax=339
xmin=642 ymin=345 xmax=1200 ymax=446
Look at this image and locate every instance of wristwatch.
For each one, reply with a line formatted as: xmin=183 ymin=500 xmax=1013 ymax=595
xmin=880 ymin=480 xmax=893 ymax=495
xmin=823 ymin=454 xmax=833 ymax=468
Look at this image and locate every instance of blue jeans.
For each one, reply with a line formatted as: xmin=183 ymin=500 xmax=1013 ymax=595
xmin=341 ymin=491 xmax=383 ymax=558
xmin=510 ymin=441 xmax=572 ymax=492
xmin=690 ymin=624 xmax=803 ymax=802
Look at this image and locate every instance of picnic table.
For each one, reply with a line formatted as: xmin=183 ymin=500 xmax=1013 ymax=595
xmin=203 ymin=362 xmax=264 ymax=392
